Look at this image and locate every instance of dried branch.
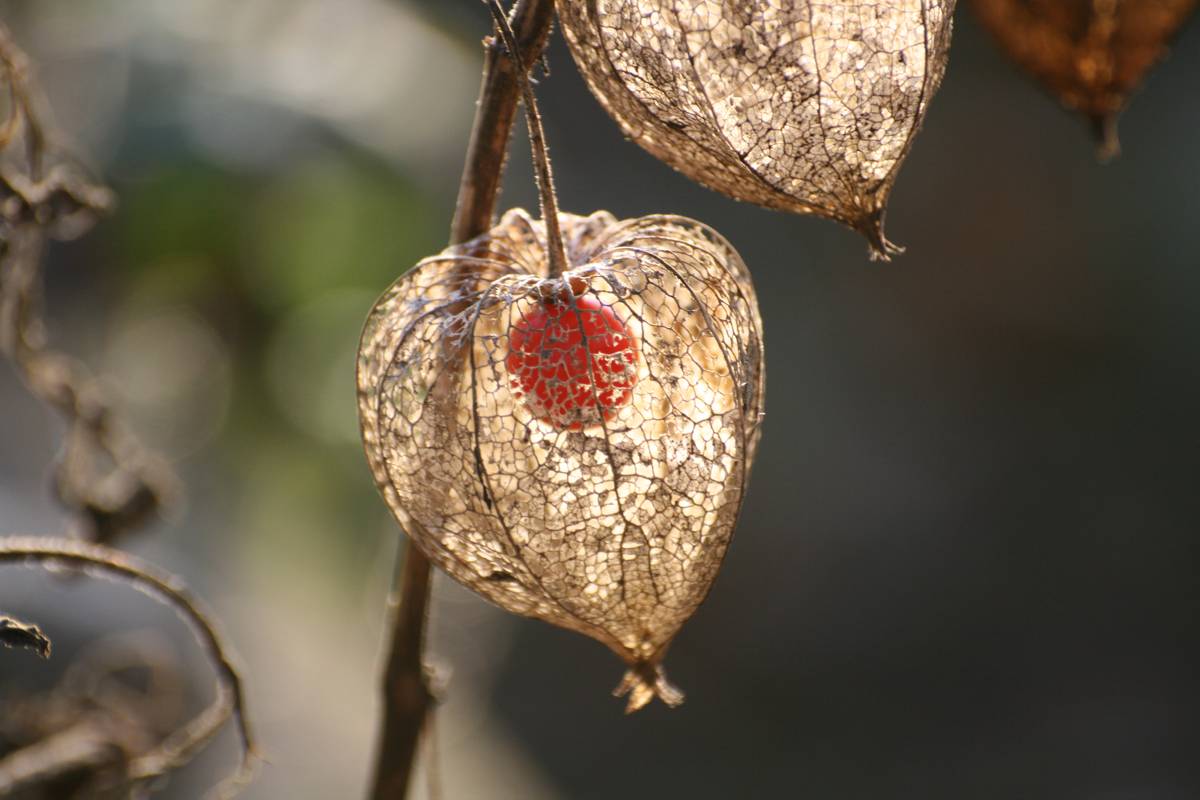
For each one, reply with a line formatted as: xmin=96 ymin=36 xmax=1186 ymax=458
xmin=483 ymin=0 xmax=567 ymax=276
xmin=0 ymin=19 xmax=178 ymax=546
xmin=0 ymin=537 xmax=259 ymax=798
xmin=0 ymin=613 xmax=50 ymax=657
xmin=367 ymin=2 xmax=556 ymax=798
xmin=0 ymin=634 xmax=190 ymax=797
xmin=448 ymin=0 xmax=557 ymax=245
xmin=0 ymin=721 xmax=125 ymax=796
xmin=368 ymin=537 xmax=435 ymax=800
xmin=2 ymin=21 xmax=253 ymax=798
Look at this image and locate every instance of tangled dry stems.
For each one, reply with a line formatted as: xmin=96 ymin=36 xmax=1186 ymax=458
xmin=1 ymin=19 xmax=255 ymax=798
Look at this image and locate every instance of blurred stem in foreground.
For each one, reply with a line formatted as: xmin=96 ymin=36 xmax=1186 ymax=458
xmin=0 ymin=613 xmax=50 ymax=658
xmin=366 ymin=2 xmax=557 ymax=799
xmin=2 ymin=21 xmax=252 ymax=797
xmin=0 ymin=19 xmax=177 ymax=548
xmin=0 ymin=537 xmax=257 ymax=797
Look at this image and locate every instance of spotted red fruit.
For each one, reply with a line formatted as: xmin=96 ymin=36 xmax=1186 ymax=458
xmin=505 ymin=293 xmax=638 ymax=431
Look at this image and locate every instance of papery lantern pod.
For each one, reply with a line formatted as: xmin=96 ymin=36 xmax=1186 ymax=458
xmin=555 ymin=0 xmax=957 ymax=259
xmin=972 ymin=0 xmax=1198 ymax=159
xmin=357 ymin=208 xmax=764 ymax=711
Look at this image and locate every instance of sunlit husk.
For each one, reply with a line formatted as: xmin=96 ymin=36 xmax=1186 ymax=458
xmin=358 ymin=209 xmax=763 ymax=710
xmin=557 ymin=0 xmax=956 ymax=257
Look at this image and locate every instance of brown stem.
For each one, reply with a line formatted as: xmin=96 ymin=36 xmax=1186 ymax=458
xmin=368 ymin=3 xmax=556 ymax=799
xmin=484 ymin=0 xmax=568 ymax=277
xmin=0 ymin=21 xmax=45 ymax=180
xmin=367 ymin=539 xmax=433 ymax=800
xmin=0 ymin=537 xmax=258 ymax=797
xmin=449 ymin=0 xmax=557 ymax=245
xmin=2 ymin=25 xmax=171 ymax=546
xmin=0 ymin=613 xmax=50 ymax=657
xmin=0 ymin=719 xmax=118 ymax=794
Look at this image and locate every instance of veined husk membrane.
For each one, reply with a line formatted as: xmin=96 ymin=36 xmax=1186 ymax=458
xmin=358 ymin=209 xmax=764 ymax=711
xmin=557 ymin=0 xmax=957 ymax=257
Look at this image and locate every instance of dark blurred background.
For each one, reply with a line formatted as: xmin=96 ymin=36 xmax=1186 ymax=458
xmin=2 ymin=1 xmax=1198 ymax=798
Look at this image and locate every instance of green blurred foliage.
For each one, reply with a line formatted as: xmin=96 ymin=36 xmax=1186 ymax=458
xmin=99 ymin=151 xmax=446 ymax=580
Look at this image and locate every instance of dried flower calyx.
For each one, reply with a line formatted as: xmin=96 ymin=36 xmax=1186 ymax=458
xmin=358 ymin=208 xmax=764 ymax=711
xmin=557 ymin=0 xmax=957 ymax=258
xmin=972 ymin=0 xmax=1198 ymax=158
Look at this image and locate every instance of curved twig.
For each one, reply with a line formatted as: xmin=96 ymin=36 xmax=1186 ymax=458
xmin=0 ymin=613 xmax=50 ymax=657
xmin=0 ymin=537 xmax=259 ymax=798
xmin=1 ymin=22 xmax=176 ymax=546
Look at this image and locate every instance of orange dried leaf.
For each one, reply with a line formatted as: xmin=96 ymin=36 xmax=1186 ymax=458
xmin=972 ymin=0 xmax=1198 ymax=158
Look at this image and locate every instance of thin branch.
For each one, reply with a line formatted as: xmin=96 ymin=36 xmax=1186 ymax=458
xmin=0 ymin=613 xmax=51 ymax=657
xmin=1 ymin=20 xmax=112 ymax=226
xmin=1 ymin=20 xmax=177 ymax=546
xmin=484 ymin=0 xmax=568 ymax=276
xmin=0 ymin=633 xmax=194 ymax=796
xmin=368 ymin=536 xmax=434 ymax=800
xmin=0 ymin=719 xmax=122 ymax=794
xmin=368 ymin=2 xmax=557 ymax=799
xmin=2 ymin=21 xmax=249 ymax=798
xmin=449 ymin=0 xmax=557 ymax=245
xmin=0 ymin=537 xmax=259 ymax=797
xmin=0 ymin=21 xmax=44 ymax=181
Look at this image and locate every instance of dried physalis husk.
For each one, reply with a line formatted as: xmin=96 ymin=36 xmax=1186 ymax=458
xmin=358 ymin=208 xmax=764 ymax=711
xmin=972 ymin=0 xmax=1198 ymax=158
xmin=556 ymin=0 xmax=956 ymax=258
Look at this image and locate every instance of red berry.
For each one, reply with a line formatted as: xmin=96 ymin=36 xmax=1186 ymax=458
xmin=505 ymin=293 xmax=638 ymax=431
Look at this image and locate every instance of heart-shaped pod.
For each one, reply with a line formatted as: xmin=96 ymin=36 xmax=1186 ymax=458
xmin=357 ymin=209 xmax=764 ymax=710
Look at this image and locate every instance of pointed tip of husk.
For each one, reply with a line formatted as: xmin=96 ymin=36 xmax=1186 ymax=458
xmin=856 ymin=206 xmax=904 ymax=262
xmin=1090 ymin=113 xmax=1121 ymax=163
xmin=613 ymin=660 xmax=685 ymax=713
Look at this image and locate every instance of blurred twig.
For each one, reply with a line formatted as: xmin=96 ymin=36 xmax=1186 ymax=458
xmin=0 ymin=20 xmax=255 ymax=799
xmin=367 ymin=2 xmax=557 ymax=799
xmin=0 ymin=614 xmax=50 ymax=658
xmin=0 ymin=19 xmax=178 ymax=547
xmin=0 ymin=537 xmax=259 ymax=798
xmin=0 ymin=634 xmax=188 ymax=797
xmin=448 ymin=0 xmax=556 ymax=244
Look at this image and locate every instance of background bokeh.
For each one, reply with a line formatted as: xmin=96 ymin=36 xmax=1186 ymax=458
xmin=2 ymin=1 xmax=1198 ymax=798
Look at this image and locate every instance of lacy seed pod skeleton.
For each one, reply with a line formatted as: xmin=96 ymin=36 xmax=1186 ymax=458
xmin=358 ymin=209 xmax=763 ymax=710
xmin=359 ymin=0 xmax=763 ymax=711
xmin=556 ymin=0 xmax=957 ymax=258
